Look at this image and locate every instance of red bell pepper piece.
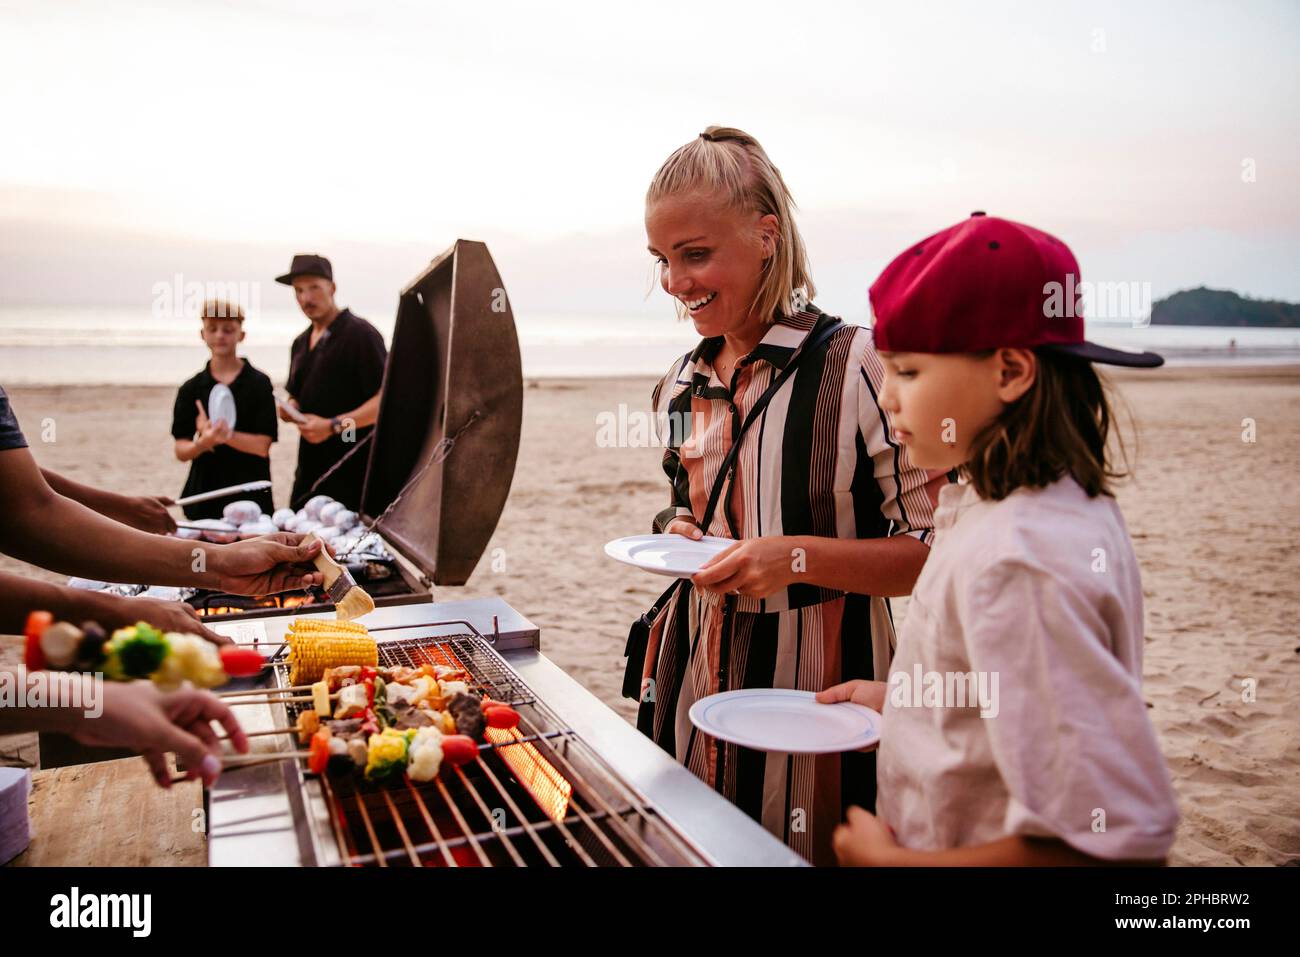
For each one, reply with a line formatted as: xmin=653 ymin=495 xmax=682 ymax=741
xmin=24 ymin=610 xmax=52 ymax=671
xmin=361 ymin=671 xmax=377 ymax=707
xmin=308 ymin=729 xmax=331 ymax=775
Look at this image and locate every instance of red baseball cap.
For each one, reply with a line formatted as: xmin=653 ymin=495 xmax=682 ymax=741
xmin=869 ymin=212 xmax=1162 ymax=367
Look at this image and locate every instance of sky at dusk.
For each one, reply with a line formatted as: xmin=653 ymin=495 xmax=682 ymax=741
xmin=1 ymin=0 xmax=1297 ymax=324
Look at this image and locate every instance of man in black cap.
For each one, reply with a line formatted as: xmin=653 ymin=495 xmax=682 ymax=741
xmin=276 ymin=254 xmax=387 ymax=511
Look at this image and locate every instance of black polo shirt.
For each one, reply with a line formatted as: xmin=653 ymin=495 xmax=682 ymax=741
xmin=171 ymin=359 xmax=277 ymax=520
xmin=285 ymin=308 xmax=387 ymax=510
xmin=0 ymin=386 xmax=27 ymax=452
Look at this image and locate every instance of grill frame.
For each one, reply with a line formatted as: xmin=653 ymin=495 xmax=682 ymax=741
xmin=205 ymin=597 xmax=809 ymax=868
xmin=270 ymin=623 xmax=709 ymax=867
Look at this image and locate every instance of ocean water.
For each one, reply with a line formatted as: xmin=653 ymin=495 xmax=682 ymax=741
xmin=0 ymin=305 xmax=1297 ymax=386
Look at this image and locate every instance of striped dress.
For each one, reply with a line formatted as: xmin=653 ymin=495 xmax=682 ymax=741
xmin=635 ymin=307 xmax=947 ymax=865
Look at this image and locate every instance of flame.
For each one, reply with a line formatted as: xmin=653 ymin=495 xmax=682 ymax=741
xmin=194 ymin=592 xmax=321 ymax=617
xmin=196 ymin=607 xmax=241 ymax=618
xmin=485 ymin=726 xmax=572 ymax=823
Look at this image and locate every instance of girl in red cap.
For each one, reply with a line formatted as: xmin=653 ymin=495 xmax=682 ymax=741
xmin=820 ymin=215 xmax=1180 ymax=865
xmin=634 ymin=127 xmax=948 ymax=865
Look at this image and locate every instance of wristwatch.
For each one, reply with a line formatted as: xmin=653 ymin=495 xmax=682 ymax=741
xmin=330 ymin=416 xmax=343 ymax=435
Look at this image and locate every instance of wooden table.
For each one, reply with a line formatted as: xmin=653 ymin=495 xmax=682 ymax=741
xmin=8 ymin=757 xmax=205 ymax=867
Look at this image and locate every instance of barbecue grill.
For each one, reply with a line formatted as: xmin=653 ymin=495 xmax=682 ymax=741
xmin=276 ymin=625 xmax=700 ymax=866
xmin=207 ymin=598 xmax=807 ymax=867
xmin=179 ymin=237 xmax=524 ymax=621
xmin=43 ymin=239 xmax=523 ymax=766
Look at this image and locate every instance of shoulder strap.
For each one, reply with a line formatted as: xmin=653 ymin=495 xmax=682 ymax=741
xmin=698 ymin=314 xmax=844 ymax=532
xmin=629 ymin=314 xmax=844 ymax=670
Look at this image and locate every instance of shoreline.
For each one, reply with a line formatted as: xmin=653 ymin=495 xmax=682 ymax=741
xmin=2 ymin=361 xmax=1299 ymax=391
xmin=2 ymin=366 xmax=1298 ymax=866
xmin=2 ymin=329 xmax=1299 ymax=388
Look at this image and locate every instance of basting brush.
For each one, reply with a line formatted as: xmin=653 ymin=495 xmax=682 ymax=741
xmin=302 ymin=531 xmax=375 ymax=621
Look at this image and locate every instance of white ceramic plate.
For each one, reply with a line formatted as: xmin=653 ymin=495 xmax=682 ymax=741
xmin=688 ymin=688 xmax=881 ymax=754
xmin=275 ymin=393 xmax=307 ymax=424
xmin=604 ymin=533 xmax=737 ymax=578
xmin=208 ymin=383 xmax=237 ymax=429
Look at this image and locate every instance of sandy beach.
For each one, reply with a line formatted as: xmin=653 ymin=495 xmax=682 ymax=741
xmin=1 ymin=365 xmax=1297 ymax=866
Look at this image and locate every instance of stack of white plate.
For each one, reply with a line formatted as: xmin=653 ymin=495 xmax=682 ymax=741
xmin=0 ymin=767 xmax=32 ymax=864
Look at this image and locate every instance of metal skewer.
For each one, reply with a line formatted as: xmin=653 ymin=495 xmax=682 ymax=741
xmin=167 ymin=747 xmax=308 ymax=784
xmin=227 ymin=640 xmax=288 ymax=654
xmin=240 ymin=726 xmax=299 ymax=738
xmin=217 ymin=750 xmax=310 ymax=767
xmin=216 ymin=683 xmax=320 ymax=698
xmin=174 ymin=481 xmax=273 ymax=507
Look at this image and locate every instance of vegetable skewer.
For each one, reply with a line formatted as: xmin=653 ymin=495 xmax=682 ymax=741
xmin=202 ymin=615 xmax=521 ymax=786
xmin=23 ymin=612 xmax=267 ymax=690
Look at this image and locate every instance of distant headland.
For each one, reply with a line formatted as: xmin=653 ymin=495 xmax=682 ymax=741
xmin=1152 ymin=287 xmax=1300 ymax=327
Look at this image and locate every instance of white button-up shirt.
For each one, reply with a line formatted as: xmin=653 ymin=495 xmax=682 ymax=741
xmin=876 ymin=477 xmax=1180 ymax=860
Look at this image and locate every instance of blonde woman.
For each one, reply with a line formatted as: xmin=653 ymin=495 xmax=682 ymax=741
xmin=636 ymin=127 xmax=948 ymax=865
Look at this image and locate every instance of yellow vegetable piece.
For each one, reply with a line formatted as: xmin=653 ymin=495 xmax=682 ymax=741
xmin=312 ymin=680 xmax=331 ymax=717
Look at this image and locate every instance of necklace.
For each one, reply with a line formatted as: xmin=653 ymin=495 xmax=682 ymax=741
xmin=716 ymin=331 xmax=760 ymax=380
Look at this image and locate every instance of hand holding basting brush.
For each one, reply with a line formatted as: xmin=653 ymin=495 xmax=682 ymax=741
xmin=302 ymin=531 xmax=375 ymax=621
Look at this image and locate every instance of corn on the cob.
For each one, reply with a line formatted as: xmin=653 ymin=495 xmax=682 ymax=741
xmin=287 ymin=618 xmax=370 ymax=635
xmin=287 ymin=626 xmax=377 ymax=685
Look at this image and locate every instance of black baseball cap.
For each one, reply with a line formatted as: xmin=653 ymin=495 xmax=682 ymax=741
xmin=275 ymin=253 xmax=333 ymax=286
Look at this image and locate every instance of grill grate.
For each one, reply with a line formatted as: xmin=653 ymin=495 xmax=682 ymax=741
xmin=272 ymin=631 xmax=707 ymax=867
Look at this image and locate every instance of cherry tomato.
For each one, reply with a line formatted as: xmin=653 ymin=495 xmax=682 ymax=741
xmin=483 ymin=705 xmax=520 ymax=730
xmin=23 ymin=610 xmax=52 ymax=671
xmin=440 ymin=735 xmax=479 ymax=767
xmin=218 ymin=646 xmax=266 ymax=678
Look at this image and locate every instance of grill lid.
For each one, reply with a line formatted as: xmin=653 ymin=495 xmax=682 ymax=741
xmin=359 ymin=240 xmax=522 ymax=585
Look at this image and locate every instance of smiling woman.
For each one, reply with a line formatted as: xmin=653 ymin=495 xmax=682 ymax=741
xmin=646 ymin=127 xmax=815 ymax=335
xmin=632 ymin=127 xmax=950 ymax=865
